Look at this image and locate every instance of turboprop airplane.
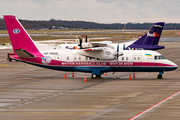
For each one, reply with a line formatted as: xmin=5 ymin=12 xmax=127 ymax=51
xmin=4 ymin=15 xmax=177 ymax=79
xmin=58 ymin=22 xmax=165 ymax=51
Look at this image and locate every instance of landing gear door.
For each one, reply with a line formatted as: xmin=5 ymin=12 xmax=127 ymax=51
xmin=133 ymin=55 xmax=142 ymax=66
xmin=55 ymin=55 xmax=62 ymax=65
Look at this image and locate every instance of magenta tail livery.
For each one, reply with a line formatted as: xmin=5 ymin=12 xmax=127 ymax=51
xmin=4 ymin=15 xmax=177 ymax=79
xmin=4 ymin=15 xmax=40 ymax=55
xmin=4 ymin=15 xmax=44 ymax=63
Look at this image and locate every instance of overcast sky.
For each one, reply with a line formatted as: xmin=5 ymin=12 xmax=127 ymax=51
xmin=0 ymin=0 xmax=180 ymax=23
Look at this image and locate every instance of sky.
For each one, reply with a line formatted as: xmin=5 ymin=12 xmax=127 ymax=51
xmin=0 ymin=0 xmax=180 ymax=24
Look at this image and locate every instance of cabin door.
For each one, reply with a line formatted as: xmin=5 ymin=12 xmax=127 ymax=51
xmin=133 ymin=55 xmax=142 ymax=66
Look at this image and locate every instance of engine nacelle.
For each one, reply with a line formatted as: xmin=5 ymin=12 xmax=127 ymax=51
xmin=78 ymin=50 xmax=123 ymax=60
xmin=81 ymin=43 xmax=92 ymax=48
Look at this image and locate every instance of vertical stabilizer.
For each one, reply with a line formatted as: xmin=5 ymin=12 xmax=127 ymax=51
xmin=134 ymin=22 xmax=164 ymax=45
xmin=3 ymin=15 xmax=39 ymax=54
xmin=126 ymin=22 xmax=165 ymax=50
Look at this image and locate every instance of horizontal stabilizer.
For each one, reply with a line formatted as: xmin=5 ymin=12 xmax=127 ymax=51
xmin=126 ymin=45 xmax=164 ymax=50
xmin=154 ymin=25 xmax=162 ymax=28
xmin=15 ymin=49 xmax=36 ymax=58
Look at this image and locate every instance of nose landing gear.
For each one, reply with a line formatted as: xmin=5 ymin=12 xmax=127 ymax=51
xmin=157 ymin=72 xmax=163 ymax=79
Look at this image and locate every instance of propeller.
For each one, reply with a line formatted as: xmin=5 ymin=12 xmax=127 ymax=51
xmin=115 ymin=42 xmax=124 ymax=65
xmin=116 ymin=43 xmax=119 ymax=60
xmin=85 ymin=35 xmax=87 ymax=43
xmin=123 ymin=43 xmax=125 ymax=50
xmin=78 ymin=38 xmax=83 ymax=49
xmin=116 ymin=43 xmax=119 ymax=66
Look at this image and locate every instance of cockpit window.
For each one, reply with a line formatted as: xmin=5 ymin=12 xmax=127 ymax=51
xmin=161 ymin=56 xmax=165 ymax=59
xmin=154 ymin=56 xmax=157 ymax=60
xmin=154 ymin=55 xmax=165 ymax=60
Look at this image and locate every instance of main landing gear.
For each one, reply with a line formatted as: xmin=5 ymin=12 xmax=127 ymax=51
xmin=157 ymin=72 xmax=163 ymax=79
xmin=92 ymin=74 xmax=101 ymax=79
xmin=91 ymin=70 xmax=102 ymax=79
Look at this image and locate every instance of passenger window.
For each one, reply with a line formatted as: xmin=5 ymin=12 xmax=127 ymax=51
xmin=67 ymin=56 xmax=69 ymax=60
xmin=138 ymin=57 xmax=140 ymax=60
xmin=126 ymin=57 xmax=128 ymax=60
xmin=79 ymin=57 xmax=81 ymax=60
xmin=74 ymin=56 xmax=76 ymax=60
xmin=122 ymin=57 xmax=124 ymax=60
xmin=86 ymin=57 xmax=88 ymax=60
xmin=134 ymin=57 xmax=136 ymax=60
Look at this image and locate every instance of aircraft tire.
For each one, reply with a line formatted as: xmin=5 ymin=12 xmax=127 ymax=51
xmin=157 ymin=74 xmax=163 ymax=79
xmin=92 ymin=74 xmax=98 ymax=79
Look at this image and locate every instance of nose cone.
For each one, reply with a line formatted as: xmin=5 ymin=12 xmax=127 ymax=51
xmin=173 ymin=63 xmax=178 ymax=70
xmin=169 ymin=60 xmax=178 ymax=71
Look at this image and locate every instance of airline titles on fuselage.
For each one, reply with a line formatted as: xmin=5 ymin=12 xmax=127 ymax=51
xmin=61 ymin=61 xmax=133 ymax=66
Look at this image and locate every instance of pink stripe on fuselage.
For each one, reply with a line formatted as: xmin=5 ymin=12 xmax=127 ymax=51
xmin=11 ymin=54 xmax=174 ymax=67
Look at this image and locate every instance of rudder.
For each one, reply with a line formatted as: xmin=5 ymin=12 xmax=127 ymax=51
xmin=133 ymin=22 xmax=164 ymax=45
xmin=3 ymin=15 xmax=39 ymax=54
xmin=126 ymin=22 xmax=165 ymax=50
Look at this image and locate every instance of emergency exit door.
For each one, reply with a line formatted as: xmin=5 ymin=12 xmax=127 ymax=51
xmin=133 ymin=55 xmax=142 ymax=66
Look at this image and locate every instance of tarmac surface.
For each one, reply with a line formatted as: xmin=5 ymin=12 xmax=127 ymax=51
xmin=0 ymin=42 xmax=180 ymax=120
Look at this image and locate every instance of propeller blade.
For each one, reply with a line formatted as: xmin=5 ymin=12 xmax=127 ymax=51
xmin=123 ymin=43 xmax=125 ymax=50
xmin=117 ymin=43 xmax=119 ymax=60
xmin=78 ymin=38 xmax=83 ymax=49
xmin=116 ymin=42 xmax=120 ymax=66
xmin=85 ymin=35 xmax=87 ymax=43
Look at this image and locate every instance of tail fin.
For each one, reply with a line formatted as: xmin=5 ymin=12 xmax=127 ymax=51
xmin=3 ymin=15 xmax=39 ymax=55
xmin=126 ymin=22 xmax=165 ymax=50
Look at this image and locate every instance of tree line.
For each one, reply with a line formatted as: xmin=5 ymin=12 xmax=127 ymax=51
xmin=0 ymin=18 xmax=180 ymax=30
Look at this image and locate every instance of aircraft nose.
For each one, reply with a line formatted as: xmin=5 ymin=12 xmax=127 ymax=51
xmin=171 ymin=61 xmax=178 ymax=70
xmin=174 ymin=63 xmax=178 ymax=69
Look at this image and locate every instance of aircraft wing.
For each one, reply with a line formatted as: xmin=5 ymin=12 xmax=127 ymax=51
xmin=78 ymin=47 xmax=123 ymax=60
xmin=90 ymin=41 xmax=112 ymax=47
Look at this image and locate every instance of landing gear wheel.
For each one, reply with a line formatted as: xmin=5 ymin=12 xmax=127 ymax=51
xmin=157 ymin=74 xmax=163 ymax=79
xmin=92 ymin=74 xmax=101 ymax=79
xmin=92 ymin=74 xmax=98 ymax=79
